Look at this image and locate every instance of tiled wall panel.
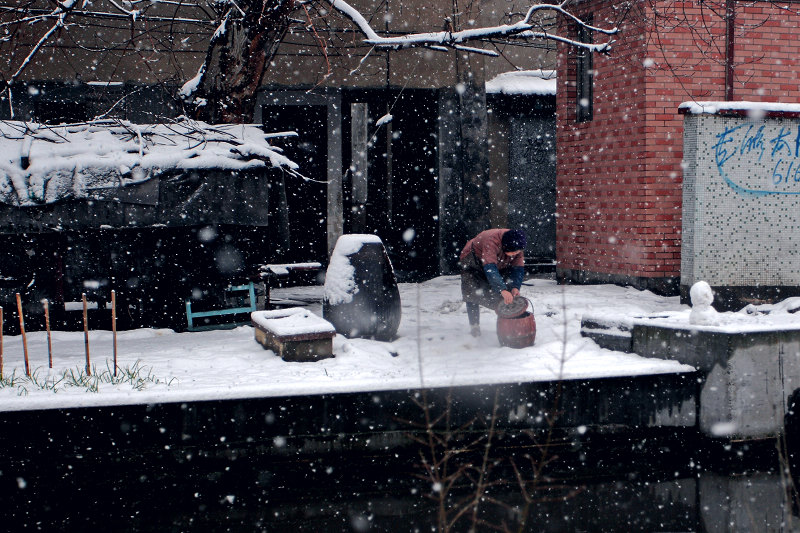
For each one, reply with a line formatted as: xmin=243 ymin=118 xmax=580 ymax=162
xmin=682 ymin=113 xmax=800 ymax=286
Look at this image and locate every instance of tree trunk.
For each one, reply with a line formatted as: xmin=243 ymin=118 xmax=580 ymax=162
xmin=193 ymin=0 xmax=295 ymax=124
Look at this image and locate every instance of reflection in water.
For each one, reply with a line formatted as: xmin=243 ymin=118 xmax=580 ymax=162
xmin=1 ymin=439 xmax=798 ymax=532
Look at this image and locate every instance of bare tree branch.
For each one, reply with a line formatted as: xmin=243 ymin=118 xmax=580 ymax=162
xmin=1 ymin=0 xmax=619 ymax=122
xmin=327 ymin=0 xmax=617 ymax=53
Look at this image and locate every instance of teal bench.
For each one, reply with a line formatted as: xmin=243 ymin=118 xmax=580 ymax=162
xmin=185 ymin=282 xmax=257 ymax=331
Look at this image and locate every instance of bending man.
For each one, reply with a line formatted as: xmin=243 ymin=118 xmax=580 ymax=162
xmin=459 ymin=228 xmax=526 ymax=337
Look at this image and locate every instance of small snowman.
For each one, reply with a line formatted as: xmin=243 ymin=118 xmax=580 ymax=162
xmin=689 ymin=280 xmax=720 ymax=326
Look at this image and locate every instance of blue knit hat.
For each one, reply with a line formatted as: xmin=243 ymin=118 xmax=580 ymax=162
xmin=501 ymin=229 xmax=526 ymax=252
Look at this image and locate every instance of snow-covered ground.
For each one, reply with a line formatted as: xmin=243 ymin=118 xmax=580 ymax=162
xmin=0 ymin=276 xmax=702 ymax=412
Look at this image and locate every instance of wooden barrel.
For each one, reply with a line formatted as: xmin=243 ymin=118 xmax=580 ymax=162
xmin=496 ymin=311 xmax=536 ymax=348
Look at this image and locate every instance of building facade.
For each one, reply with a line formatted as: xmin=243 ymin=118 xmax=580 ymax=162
xmin=556 ymin=0 xmax=800 ymax=297
xmin=0 ymin=0 xmax=559 ymax=329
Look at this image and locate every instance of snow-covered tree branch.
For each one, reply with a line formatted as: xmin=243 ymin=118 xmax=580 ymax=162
xmin=1 ymin=0 xmax=619 ymax=123
xmin=327 ymin=0 xmax=617 ymax=55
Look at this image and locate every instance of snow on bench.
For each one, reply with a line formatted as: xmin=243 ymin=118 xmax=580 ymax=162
xmin=251 ymin=307 xmax=335 ymax=362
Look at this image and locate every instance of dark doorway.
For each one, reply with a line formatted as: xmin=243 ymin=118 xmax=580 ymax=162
xmin=262 ymin=106 xmax=328 ymax=265
xmin=508 ymin=114 xmax=556 ymax=263
xmin=342 ymin=89 xmax=439 ymax=282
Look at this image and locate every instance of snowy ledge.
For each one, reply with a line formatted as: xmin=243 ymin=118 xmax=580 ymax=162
xmin=0 ymin=278 xmax=697 ymax=413
xmin=632 ymin=310 xmax=800 ymax=334
xmin=0 ymin=119 xmax=298 ymax=206
xmin=0 ymin=327 xmax=696 ymax=414
xmin=679 ymin=101 xmax=800 ymax=118
xmin=486 ymin=70 xmax=556 ymax=96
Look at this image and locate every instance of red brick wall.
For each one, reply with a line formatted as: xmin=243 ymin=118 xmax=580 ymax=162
xmin=556 ymin=0 xmax=800 ymax=291
xmin=556 ymin=0 xmax=655 ymax=282
xmin=733 ymin=4 xmax=800 ymax=100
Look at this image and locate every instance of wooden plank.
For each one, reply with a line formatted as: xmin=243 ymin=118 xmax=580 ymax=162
xmin=254 ymin=327 xmax=333 ymax=362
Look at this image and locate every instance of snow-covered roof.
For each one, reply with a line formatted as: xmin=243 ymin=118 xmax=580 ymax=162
xmin=486 ymin=69 xmax=556 ymax=96
xmin=0 ymin=119 xmax=298 ymax=206
xmin=679 ymin=101 xmax=800 ymax=116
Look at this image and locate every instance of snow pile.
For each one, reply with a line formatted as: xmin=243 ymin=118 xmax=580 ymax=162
xmin=486 ymin=69 xmax=556 ymax=95
xmin=0 ymin=119 xmax=298 ymax=206
xmin=323 ymin=234 xmax=383 ymax=305
xmin=744 ymin=297 xmax=800 ymax=315
xmin=634 ymin=298 xmax=800 ymax=333
xmin=688 ymin=281 xmax=720 ymax=326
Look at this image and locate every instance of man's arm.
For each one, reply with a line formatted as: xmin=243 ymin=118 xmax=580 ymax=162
xmin=483 ymin=264 xmax=507 ymax=294
xmin=509 ymin=265 xmax=524 ymax=292
xmin=484 ymin=264 xmax=517 ymax=304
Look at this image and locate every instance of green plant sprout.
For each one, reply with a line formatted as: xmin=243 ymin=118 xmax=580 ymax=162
xmin=0 ymin=360 xmax=176 ymax=395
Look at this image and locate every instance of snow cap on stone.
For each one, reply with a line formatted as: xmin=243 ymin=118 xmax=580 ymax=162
xmin=323 ymin=234 xmax=384 ymax=306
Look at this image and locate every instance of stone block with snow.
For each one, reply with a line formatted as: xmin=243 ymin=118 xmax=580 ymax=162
xmin=632 ymin=314 xmax=800 ymax=439
xmin=322 ymin=234 xmax=401 ymax=341
xmin=251 ymin=308 xmax=336 ymax=362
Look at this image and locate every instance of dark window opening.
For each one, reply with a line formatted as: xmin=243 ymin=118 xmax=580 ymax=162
xmin=576 ymin=19 xmax=594 ymax=123
xmin=34 ymin=96 xmax=89 ymax=124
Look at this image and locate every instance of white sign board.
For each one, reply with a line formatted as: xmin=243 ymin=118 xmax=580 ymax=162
xmin=682 ymin=111 xmax=800 ymax=288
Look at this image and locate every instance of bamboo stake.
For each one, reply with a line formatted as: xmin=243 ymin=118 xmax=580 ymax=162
xmin=0 ymin=307 xmax=4 ymax=380
xmin=44 ymin=299 xmax=53 ymax=369
xmin=111 ymin=290 xmax=117 ymax=377
xmin=82 ymin=293 xmax=91 ymax=376
xmin=15 ymin=293 xmax=29 ymax=377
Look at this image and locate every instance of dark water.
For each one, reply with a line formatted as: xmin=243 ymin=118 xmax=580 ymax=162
xmin=0 ymin=363 xmax=714 ymax=531
xmin=1 ymin=434 xmax=797 ymax=532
